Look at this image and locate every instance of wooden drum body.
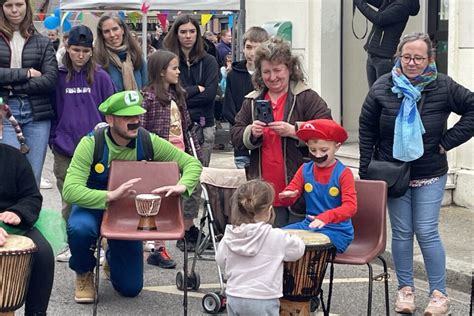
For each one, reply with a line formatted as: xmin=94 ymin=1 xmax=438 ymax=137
xmin=281 ymin=230 xmax=335 ymax=316
xmin=0 ymin=235 xmax=37 ymax=315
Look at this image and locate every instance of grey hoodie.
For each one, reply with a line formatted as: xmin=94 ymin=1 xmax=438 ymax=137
xmin=215 ymin=222 xmax=305 ymax=299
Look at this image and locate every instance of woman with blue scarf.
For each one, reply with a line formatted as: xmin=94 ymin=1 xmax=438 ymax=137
xmin=358 ymin=32 xmax=473 ymax=315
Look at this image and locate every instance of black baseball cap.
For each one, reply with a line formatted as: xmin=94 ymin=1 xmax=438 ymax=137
xmin=68 ymin=25 xmax=93 ymax=48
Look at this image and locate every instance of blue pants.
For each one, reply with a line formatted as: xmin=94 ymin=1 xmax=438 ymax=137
xmin=284 ymin=218 xmax=352 ymax=253
xmin=1 ymin=96 xmax=50 ymax=187
xmin=388 ymin=174 xmax=447 ymax=295
xmin=67 ymin=205 xmax=143 ymax=297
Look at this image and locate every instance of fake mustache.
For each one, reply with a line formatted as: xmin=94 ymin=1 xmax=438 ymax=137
xmin=127 ymin=123 xmax=140 ymax=130
xmin=311 ymin=154 xmax=328 ymax=164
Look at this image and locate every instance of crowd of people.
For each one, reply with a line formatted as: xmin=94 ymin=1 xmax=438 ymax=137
xmin=1 ymin=0 xmax=473 ymax=315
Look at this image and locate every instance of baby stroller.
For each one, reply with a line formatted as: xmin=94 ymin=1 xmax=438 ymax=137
xmin=175 ymin=164 xmax=246 ymax=314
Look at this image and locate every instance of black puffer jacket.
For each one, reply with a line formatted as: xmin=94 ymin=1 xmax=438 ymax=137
xmin=0 ymin=30 xmax=58 ymax=121
xmin=354 ymin=0 xmax=420 ymax=58
xmin=359 ymin=73 xmax=474 ymax=180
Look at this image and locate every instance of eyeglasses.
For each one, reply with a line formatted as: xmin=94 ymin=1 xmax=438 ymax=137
xmin=400 ymin=55 xmax=427 ymax=65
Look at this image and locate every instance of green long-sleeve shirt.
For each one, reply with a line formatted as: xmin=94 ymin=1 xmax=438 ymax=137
xmin=63 ymin=131 xmax=202 ymax=210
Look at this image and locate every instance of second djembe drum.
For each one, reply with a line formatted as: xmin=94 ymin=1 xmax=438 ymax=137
xmin=135 ymin=193 xmax=162 ymax=230
xmin=0 ymin=235 xmax=37 ymax=316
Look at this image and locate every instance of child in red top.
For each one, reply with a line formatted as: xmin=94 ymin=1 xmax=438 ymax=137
xmin=279 ymin=119 xmax=357 ymax=252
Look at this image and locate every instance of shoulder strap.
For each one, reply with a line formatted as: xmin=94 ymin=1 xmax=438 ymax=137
xmin=138 ymin=127 xmax=154 ymax=161
xmin=92 ymin=127 xmax=107 ymax=165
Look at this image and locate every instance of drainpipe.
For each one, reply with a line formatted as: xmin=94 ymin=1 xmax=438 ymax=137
xmin=340 ymin=0 xmax=344 ymax=125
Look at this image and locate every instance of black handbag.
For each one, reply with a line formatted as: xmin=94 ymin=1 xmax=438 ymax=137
xmin=190 ymin=122 xmax=205 ymax=145
xmin=366 ymin=159 xmax=410 ymax=198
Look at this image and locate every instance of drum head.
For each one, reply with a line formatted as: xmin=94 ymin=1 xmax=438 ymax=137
xmin=285 ymin=229 xmax=331 ymax=246
xmin=0 ymin=234 xmax=36 ymax=253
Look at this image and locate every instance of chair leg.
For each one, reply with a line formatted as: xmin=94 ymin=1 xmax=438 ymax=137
xmin=326 ymin=261 xmax=335 ymax=315
xmin=93 ymin=237 xmax=102 ymax=316
xmin=378 ymin=256 xmax=390 ymax=316
xmin=367 ymin=263 xmax=373 ymax=316
xmin=182 ymin=238 xmax=188 ymax=316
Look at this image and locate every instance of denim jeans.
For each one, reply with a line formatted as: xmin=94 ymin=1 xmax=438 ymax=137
xmin=387 ymin=174 xmax=448 ymax=295
xmin=234 ymin=155 xmax=250 ymax=169
xmin=67 ymin=205 xmax=144 ymax=297
xmin=1 ymin=96 xmax=50 ymax=187
xmin=366 ymin=53 xmax=393 ymax=88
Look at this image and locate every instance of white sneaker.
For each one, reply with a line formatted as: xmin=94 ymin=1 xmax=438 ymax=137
xmin=144 ymin=240 xmax=155 ymax=252
xmin=40 ymin=177 xmax=53 ymax=189
xmin=56 ymin=246 xmax=71 ymax=262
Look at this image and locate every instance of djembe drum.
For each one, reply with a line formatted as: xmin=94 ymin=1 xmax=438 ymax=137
xmin=135 ymin=194 xmax=162 ymax=231
xmin=0 ymin=235 xmax=37 ymax=316
xmin=281 ymin=230 xmax=335 ymax=316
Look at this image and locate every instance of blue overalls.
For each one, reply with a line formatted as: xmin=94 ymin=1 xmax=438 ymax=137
xmin=67 ymin=131 xmax=148 ymax=297
xmin=284 ymin=160 xmax=354 ymax=253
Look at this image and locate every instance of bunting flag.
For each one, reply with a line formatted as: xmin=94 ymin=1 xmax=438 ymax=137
xmin=38 ymin=12 xmax=45 ymax=21
xmin=141 ymin=2 xmax=150 ymax=14
xmin=228 ymin=14 xmax=234 ymax=30
xmin=128 ymin=12 xmax=142 ymax=27
xmin=157 ymin=13 xmax=168 ymax=29
xmin=201 ymin=14 xmax=213 ymax=27
xmin=60 ymin=12 xmax=70 ymax=27
xmin=77 ymin=12 xmax=83 ymax=22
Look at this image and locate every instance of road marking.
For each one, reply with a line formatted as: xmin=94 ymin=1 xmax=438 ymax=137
xmin=143 ymin=277 xmax=387 ymax=297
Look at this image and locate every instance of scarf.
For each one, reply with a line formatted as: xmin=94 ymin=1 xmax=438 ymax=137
xmin=105 ymin=44 xmax=138 ymax=91
xmin=391 ymin=59 xmax=437 ymax=162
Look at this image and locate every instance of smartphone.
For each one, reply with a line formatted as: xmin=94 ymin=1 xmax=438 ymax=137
xmin=255 ymin=100 xmax=274 ymax=124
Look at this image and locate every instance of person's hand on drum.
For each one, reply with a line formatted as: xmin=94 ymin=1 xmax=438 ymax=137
xmin=0 ymin=227 xmax=8 ymax=246
xmin=151 ymin=184 xmax=187 ymax=197
xmin=251 ymin=120 xmax=266 ymax=138
xmin=0 ymin=211 xmax=21 ymax=226
xmin=268 ymin=121 xmax=297 ymax=138
xmin=308 ymin=216 xmax=326 ymax=229
xmin=107 ymin=177 xmax=142 ymax=202
xmin=279 ymin=190 xmax=299 ymax=199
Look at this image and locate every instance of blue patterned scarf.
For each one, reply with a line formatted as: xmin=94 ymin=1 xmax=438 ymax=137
xmin=391 ymin=59 xmax=437 ymax=162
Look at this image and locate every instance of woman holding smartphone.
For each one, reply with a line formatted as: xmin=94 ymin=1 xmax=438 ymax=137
xmin=231 ymin=37 xmax=332 ymax=227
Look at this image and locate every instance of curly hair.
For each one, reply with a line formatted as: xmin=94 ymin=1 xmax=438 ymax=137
xmin=252 ymin=37 xmax=305 ymax=90
xmin=231 ymin=180 xmax=275 ymax=226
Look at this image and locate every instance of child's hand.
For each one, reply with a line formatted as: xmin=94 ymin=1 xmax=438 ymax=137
xmin=279 ymin=190 xmax=299 ymax=199
xmin=308 ymin=216 xmax=326 ymax=229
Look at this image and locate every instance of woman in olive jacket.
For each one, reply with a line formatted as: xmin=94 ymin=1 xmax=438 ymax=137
xmin=0 ymin=0 xmax=58 ymax=186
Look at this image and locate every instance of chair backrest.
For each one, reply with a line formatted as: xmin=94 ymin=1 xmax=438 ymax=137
xmin=352 ymin=179 xmax=388 ymax=256
xmin=101 ymin=160 xmax=184 ymax=240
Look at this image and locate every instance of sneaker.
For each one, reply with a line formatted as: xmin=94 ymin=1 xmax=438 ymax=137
xmin=176 ymin=226 xmax=205 ymax=252
xmin=75 ymin=272 xmax=95 ymax=303
xmin=144 ymin=240 xmax=155 ymax=252
xmin=40 ymin=177 xmax=53 ymax=189
xmin=395 ymin=286 xmax=416 ymax=314
xmin=56 ymin=246 xmax=71 ymax=262
xmin=424 ymin=290 xmax=449 ymax=315
xmin=147 ymin=247 xmax=177 ymax=269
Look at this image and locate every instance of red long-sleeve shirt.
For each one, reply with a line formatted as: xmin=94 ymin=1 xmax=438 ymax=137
xmin=281 ymin=161 xmax=357 ymax=224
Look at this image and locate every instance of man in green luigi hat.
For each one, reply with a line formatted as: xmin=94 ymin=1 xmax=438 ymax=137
xmin=62 ymin=90 xmax=202 ymax=304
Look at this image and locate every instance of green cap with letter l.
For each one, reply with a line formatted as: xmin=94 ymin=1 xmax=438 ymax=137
xmin=98 ymin=91 xmax=146 ymax=116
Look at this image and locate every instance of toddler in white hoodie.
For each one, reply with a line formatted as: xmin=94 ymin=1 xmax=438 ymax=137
xmin=215 ymin=179 xmax=305 ymax=315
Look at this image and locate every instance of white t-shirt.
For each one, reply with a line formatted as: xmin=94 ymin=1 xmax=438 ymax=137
xmin=10 ymin=31 xmax=25 ymax=68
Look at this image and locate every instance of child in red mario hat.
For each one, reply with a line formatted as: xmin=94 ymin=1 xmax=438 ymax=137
xmin=278 ymin=119 xmax=357 ymax=253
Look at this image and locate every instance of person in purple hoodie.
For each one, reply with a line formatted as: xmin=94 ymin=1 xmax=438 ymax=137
xmin=49 ymin=25 xmax=115 ymax=261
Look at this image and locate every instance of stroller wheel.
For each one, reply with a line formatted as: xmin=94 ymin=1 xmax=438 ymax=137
xmin=189 ymin=271 xmax=201 ymax=290
xmin=175 ymin=270 xmax=185 ymax=291
xmin=202 ymin=292 xmax=222 ymax=314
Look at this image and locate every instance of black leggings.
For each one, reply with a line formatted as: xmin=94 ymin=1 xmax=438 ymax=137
xmin=23 ymin=228 xmax=55 ymax=315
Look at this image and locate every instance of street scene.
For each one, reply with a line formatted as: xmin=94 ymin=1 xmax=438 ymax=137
xmin=1 ymin=0 xmax=473 ymax=315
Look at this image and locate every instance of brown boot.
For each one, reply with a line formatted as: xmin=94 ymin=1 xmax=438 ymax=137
xmin=75 ymin=272 xmax=95 ymax=303
xmin=424 ymin=290 xmax=449 ymax=315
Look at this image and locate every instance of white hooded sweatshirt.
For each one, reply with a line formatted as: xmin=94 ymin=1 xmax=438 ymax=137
xmin=215 ymin=222 xmax=305 ymax=299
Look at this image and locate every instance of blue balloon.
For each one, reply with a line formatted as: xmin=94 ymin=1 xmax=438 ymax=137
xmin=63 ymin=20 xmax=72 ymax=33
xmin=54 ymin=7 xmax=61 ymax=18
xmin=44 ymin=16 xmax=60 ymax=30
